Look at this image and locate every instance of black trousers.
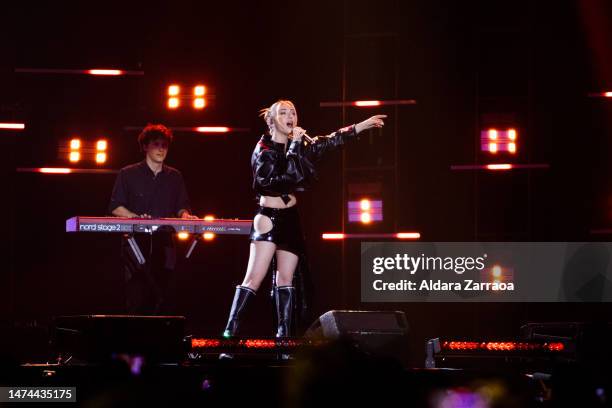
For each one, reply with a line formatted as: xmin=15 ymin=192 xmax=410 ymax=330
xmin=120 ymin=232 xmax=176 ymax=315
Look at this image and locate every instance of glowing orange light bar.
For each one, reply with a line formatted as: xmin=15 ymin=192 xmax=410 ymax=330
xmin=168 ymin=85 xmax=180 ymax=96
xmin=96 ymin=140 xmax=108 ymax=151
xmin=244 ymin=339 xmax=277 ymax=349
xmin=354 ymin=100 xmax=381 ymax=107
xmin=451 ymin=164 xmax=549 ymax=171
xmin=168 ymin=97 xmax=180 ymax=109
xmin=445 ymin=341 xmax=480 ymax=350
xmin=322 ymin=233 xmax=346 ymax=240
xmin=0 ymin=123 xmax=25 ymax=130
xmin=321 ymin=232 xmax=421 ymax=240
xmin=320 ymin=99 xmax=416 ymax=108
xmin=548 ymin=342 xmax=565 ymax=351
xmin=194 ymin=85 xmax=206 ymax=96
xmin=486 ymin=164 xmax=512 ymax=170
xmin=88 ymin=69 xmax=123 ymax=76
xmin=203 ymin=215 xmax=215 ymax=221
xmin=16 ymin=68 xmax=143 ymax=76
xmin=17 ymin=167 xmax=117 ymax=174
xmin=489 ymin=142 xmax=498 ymax=153
xmin=203 ymin=232 xmax=216 ymax=241
xmin=443 ymin=340 xmax=565 ymax=352
xmin=177 ymin=232 xmax=190 ymax=240
xmin=70 ymin=139 xmax=81 ymax=150
xmin=396 ymin=232 xmax=421 ymax=239
xmin=95 ymin=152 xmax=107 ymax=164
xmin=69 ymin=152 xmax=80 ymax=162
xmin=191 ymin=338 xmax=221 ymax=348
xmin=488 ymin=129 xmax=498 ymax=140
xmin=193 ymin=98 xmax=206 ymax=109
xmin=195 ymin=127 xmax=230 ymax=133
xmin=605 ymin=92 xmax=612 ymax=97
xmin=190 ymin=337 xmax=316 ymax=350
xmin=39 ymin=168 xmax=72 ymax=174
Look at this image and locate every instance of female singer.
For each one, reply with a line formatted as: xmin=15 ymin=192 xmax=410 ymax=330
xmin=222 ymin=99 xmax=386 ymax=340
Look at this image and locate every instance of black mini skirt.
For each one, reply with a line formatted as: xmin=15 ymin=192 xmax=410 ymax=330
xmin=249 ymin=206 xmax=305 ymax=256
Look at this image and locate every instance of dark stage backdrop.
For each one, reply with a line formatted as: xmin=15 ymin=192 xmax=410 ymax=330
xmin=1 ymin=0 xmax=611 ymax=365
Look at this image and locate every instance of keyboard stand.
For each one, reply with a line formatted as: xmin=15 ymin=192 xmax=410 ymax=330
xmin=185 ymin=235 xmax=201 ymax=259
xmin=125 ymin=234 xmax=146 ymax=265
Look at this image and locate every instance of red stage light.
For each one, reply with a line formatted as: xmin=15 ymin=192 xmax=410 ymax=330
xmin=0 ymin=123 xmax=25 ymax=130
xmin=195 ymin=127 xmax=230 ymax=133
xmin=39 ymin=168 xmax=72 ymax=174
xmin=17 ymin=167 xmax=117 ymax=175
xmin=16 ymin=67 xmax=143 ymax=76
xmin=88 ymin=69 xmax=123 ymax=76
xmin=481 ymin=129 xmax=518 ymax=153
xmin=168 ymin=97 xmax=180 ymax=109
xmin=322 ymin=233 xmax=345 ymax=240
xmin=396 ymin=232 xmax=421 ymax=239
xmin=96 ymin=140 xmax=108 ymax=151
xmin=194 ymin=85 xmax=206 ymax=96
xmin=203 ymin=215 xmax=215 ymax=221
xmin=69 ymin=152 xmax=80 ymax=163
xmin=191 ymin=338 xmax=221 ymax=348
xmin=193 ymin=98 xmax=206 ymax=109
xmin=322 ymin=232 xmax=421 ymax=240
xmin=354 ymin=100 xmax=382 ymax=107
xmin=70 ymin=138 xmax=81 ymax=150
xmin=320 ymin=99 xmax=416 ymax=108
xmin=243 ymin=339 xmax=277 ymax=349
xmin=446 ymin=341 xmax=479 ymax=351
xmin=451 ymin=164 xmax=548 ymax=171
xmin=202 ymin=232 xmax=215 ymax=241
xmin=95 ymin=152 xmax=107 ymax=164
xmin=168 ymin=85 xmax=180 ymax=96
xmin=177 ymin=232 xmax=190 ymax=240
xmin=349 ymin=199 xmax=382 ymax=223
xmin=442 ymin=340 xmax=567 ymax=353
xmin=486 ymin=164 xmax=513 ymax=170
xmin=360 ymin=212 xmax=372 ymax=224
xmin=548 ymin=342 xmax=565 ymax=351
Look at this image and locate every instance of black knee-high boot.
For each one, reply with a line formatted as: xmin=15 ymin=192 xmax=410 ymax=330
xmin=275 ymin=286 xmax=295 ymax=337
xmin=223 ymin=285 xmax=256 ymax=338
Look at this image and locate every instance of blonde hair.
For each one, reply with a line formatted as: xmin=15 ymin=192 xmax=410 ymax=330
xmin=259 ymin=100 xmax=296 ymax=132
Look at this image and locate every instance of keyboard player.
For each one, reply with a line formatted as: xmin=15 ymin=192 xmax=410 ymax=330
xmin=108 ymin=124 xmax=197 ymax=315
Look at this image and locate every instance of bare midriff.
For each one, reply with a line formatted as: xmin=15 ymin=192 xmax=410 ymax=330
xmin=259 ymin=194 xmax=297 ymax=208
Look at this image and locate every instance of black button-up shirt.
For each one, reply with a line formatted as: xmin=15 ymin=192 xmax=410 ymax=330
xmin=108 ymin=160 xmax=191 ymax=218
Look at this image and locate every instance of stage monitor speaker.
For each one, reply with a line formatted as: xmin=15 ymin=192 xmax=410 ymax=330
xmin=50 ymin=315 xmax=186 ymax=363
xmin=304 ymin=310 xmax=409 ymax=365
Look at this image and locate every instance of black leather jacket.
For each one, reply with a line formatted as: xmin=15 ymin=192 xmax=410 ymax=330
xmin=251 ymin=125 xmax=357 ymax=203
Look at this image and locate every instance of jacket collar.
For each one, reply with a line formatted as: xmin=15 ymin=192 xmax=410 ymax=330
xmin=260 ymin=133 xmax=287 ymax=153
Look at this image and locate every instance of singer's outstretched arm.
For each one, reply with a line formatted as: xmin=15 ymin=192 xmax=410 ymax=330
xmin=304 ymin=114 xmax=388 ymax=162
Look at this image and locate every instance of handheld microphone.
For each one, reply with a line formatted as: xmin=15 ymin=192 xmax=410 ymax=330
xmin=303 ymin=133 xmax=315 ymax=143
xmin=290 ymin=128 xmax=315 ymax=143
